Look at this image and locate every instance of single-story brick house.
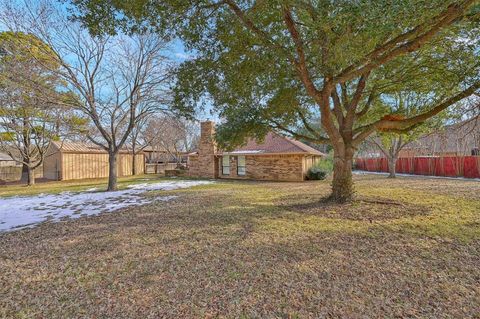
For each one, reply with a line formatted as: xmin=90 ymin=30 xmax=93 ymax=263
xmin=187 ymin=121 xmax=324 ymax=181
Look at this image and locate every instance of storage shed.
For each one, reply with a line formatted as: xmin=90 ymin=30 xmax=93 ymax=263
xmin=43 ymin=142 xmax=144 ymax=181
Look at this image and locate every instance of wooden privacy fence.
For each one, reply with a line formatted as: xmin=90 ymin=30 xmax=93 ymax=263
xmin=355 ymin=156 xmax=480 ymax=179
xmin=145 ymin=163 xmax=177 ymax=174
xmin=0 ymin=166 xmax=43 ymax=182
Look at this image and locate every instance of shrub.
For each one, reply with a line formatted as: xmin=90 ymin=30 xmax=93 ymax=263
xmin=307 ymin=167 xmax=328 ymax=180
xmin=315 ymin=155 xmax=333 ymax=174
xmin=306 ymin=152 xmax=333 ymax=180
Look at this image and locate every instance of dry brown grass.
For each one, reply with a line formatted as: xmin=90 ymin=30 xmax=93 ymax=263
xmin=1 ymin=175 xmax=479 ymax=318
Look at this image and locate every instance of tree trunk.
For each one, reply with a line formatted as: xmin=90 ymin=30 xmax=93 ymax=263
xmin=388 ymin=156 xmax=397 ymax=178
xmin=27 ymin=166 xmax=35 ymax=186
xmin=108 ymin=151 xmax=118 ymax=191
xmin=21 ymin=162 xmax=35 ymax=186
xmin=20 ymin=163 xmax=29 ymax=184
xmin=331 ymin=146 xmax=354 ymax=203
xmin=132 ymin=152 xmax=137 ymax=175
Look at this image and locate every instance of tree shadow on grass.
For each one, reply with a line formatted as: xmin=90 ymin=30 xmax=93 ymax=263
xmin=2 ymin=198 xmax=477 ymax=318
xmin=277 ymin=194 xmax=431 ymax=222
xmin=1 ymin=180 xmax=480 ymax=318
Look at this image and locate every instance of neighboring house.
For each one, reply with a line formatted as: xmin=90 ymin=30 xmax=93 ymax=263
xmin=143 ymin=146 xmax=188 ymax=164
xmin=0 ymin=152 xmax=19 ymax=167
xmin=43 ymin=142 xmax=144 ymax=181
xmin=0 ymin=151 xmax=44 ymax=182
xmin=0 ymin=152 xmax=42 ymax=182
xmin=187 ymin=121 xmax=324 ymax=181
xmin=399 ymin=118 xmax=480 ymax=157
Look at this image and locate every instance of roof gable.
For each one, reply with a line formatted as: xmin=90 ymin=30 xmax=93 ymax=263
xmin=222 ymin=132 xmax=324 ymax=156
xmin=51 ymin=141 xmax=107 ymax=153
xmin=0 ymin=152 xmax=15 ymax=161
xmin=50 ymin=141 xmax=133 ymax=154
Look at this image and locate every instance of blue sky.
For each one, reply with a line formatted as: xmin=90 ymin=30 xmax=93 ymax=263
xmin=0 ymin=0 xmax=216 ymax=122
xmin=168 ymin=40 xmax=217 ymax=121
xmin=170 ymin=39 xmax=191 ymax=62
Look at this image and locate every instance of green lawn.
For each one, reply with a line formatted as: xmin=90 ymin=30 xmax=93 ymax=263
xmin=1 ymin=175 xmax=479 ymax=318
xmin=0 ymin=175 xmax=168 ymax=197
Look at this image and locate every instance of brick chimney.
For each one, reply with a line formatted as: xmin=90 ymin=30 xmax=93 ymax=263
xmin=199 ymin=121 xmax=217 ymax=156
xmin=192 ymin=121 xmax=218 ymax=178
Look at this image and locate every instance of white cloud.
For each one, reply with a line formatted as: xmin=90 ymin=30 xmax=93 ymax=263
xmin=174 ymin=52 xmax=194 ymax=60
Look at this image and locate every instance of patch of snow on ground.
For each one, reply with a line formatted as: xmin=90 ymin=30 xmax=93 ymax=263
xmin=0 ymin=180 xmax=212 ymax=232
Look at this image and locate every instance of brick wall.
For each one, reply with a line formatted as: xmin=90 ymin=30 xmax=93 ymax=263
xmin=218 ymin=154 xmax=305 ymax=182
xmin=188 ymin=121 xmax=218 ymax=178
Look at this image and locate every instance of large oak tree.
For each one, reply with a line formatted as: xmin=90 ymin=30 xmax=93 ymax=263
xmin=71 ymin=0 xmax=479 ymax=201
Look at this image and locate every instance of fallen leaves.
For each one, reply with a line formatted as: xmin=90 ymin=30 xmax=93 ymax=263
xmin=0 ymin=175 xmax=479 ymax=318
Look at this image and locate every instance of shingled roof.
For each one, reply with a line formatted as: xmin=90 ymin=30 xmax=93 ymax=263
xmin=50 ymin=141 xmax=131 ymax=154
xmin=220 ymin=132 xmax=324 ymax=156
xmin=0 ymin=152 xmax=15 ymax=161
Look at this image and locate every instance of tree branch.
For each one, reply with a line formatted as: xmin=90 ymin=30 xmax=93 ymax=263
xmin=353 ymin=82 xmax=480 ymax=145
xmin=282 ymin=5 xmax=340 ymax=142
xmin=333 ymin=1 xmax=475 ymax=84
xmin=356 ymin=89 xmax=376 ymax=118
xmin=330 ymin=86 xmax=344 ymax=126
xmin=269 ymin=119 xmax=330 ymax=144
xmin=224 ymin=0 xmax=291 ymax=58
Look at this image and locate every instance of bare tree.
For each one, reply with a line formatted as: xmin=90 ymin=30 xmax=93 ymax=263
xmin=1 ymin=1 xmax=173 ymax=190
xmin=144 ymin=116 xmax=199 ymax=165
xmin=127 ymin=116 xmax=155 ymax=175
xmin=366 ymin=135 xmax=412 ymax=178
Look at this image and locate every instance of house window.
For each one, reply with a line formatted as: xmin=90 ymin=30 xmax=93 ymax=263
xmin=222 ymin=155 xmax=230 ymax=175
xmin=237 ymin=156 xmax=246 ymax=176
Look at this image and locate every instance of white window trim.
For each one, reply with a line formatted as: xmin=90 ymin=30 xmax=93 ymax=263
xmin=237 ymin=156 xmax=246 ymax=176
xmin=222 ymin=155 xmax=230 ymax=175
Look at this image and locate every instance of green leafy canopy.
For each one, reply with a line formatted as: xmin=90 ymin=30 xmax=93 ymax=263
xmin=69 ymin=0 xmax=479 ymax=154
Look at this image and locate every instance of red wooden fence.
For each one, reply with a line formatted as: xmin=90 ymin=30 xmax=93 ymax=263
xmin=355 ymin=156 xmax=480 ymax=179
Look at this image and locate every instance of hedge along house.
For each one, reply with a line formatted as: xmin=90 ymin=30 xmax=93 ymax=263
xmin=188 ymin=121 xmax=324 ymax=181
xmin=43 ymin=141 xmax=144 ymax=181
